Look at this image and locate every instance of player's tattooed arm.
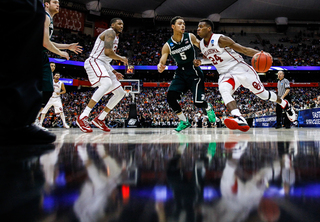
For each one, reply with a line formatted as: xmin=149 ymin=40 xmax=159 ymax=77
xmin=104 ymin=29 xmax=116 ymax=49
xmin=103 ymin=30 xmax=128 ymax=65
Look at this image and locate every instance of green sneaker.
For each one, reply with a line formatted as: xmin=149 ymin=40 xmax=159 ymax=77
xmin=175 ymin=120 xmax=191 ymax=132
xmin=207 ymin=103 xmax=216 ymax=123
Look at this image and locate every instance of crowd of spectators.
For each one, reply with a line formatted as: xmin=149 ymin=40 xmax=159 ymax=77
xmin=41 ymin=86 xmax=320 ymax=129
xmin=47 ymin=28 xmax=320 ymax=67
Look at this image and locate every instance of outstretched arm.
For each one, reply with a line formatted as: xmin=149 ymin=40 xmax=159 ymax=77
xmin=104 ymin=29 xmax=128 ymax=65
xmin=53 ymin=42 xmax=83 ymax=54
xmin=157 ymin=44 xmax=170 ymax=73
xmin=43 ymin=16 xmax=69 ymax=60
xmin=218 ymin=36 xmax=272 ymax=59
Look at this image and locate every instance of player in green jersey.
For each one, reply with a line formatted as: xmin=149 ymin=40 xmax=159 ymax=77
xmin=157 ymin=16 xmax=216 ymax=132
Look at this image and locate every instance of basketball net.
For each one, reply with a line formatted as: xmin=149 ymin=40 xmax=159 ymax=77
xmin=125 ymin=89 xmax=131 ymax=97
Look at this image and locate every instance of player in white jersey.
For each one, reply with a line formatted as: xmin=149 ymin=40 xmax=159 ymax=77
xmin=40 ymin=72 xmax=69 ymax=128
xmin=77 ymin=18 xmax=128 ymax=133
xmin=197 ymin=19 xmax=296 ymax=132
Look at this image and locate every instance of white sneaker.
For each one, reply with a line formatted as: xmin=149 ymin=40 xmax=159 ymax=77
xmin=63 ymin=124 xmax=70 ymax=129
xmin=33 ymin=122 xmax=49 ymax=131
xmin=224 ymin=115 xmax=250 ymax=132
xmin=283 ymin=100 xmax=297 ymax=122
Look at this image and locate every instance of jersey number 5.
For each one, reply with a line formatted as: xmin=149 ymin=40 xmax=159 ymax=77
xmin=208 ymin=54 xmax=223 ymax=65
xmin=180 ymin=52 xmax=187 ymax=60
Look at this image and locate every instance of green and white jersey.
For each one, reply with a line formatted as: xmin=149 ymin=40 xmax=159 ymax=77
xmin=43 ymin=11 xmax=53 ymax=52
xmin=46 ymin=11 xmax=54 ymax=39
xmin=166 ymin=33 xmax=196 ymax=66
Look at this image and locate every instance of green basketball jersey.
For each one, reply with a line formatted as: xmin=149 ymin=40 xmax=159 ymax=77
xmin=166 ymin=33 xmax=196 ymax=66
xmin=43 ymin=11 xmax=53 ymax=52
xmin=46 ymin=11 xmax=54 ymax=39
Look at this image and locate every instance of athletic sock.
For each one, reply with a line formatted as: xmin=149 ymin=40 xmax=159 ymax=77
xmin=80 ymin=107 xmax=92 ymax=119
xmin=231 ymin=109 xmax=241 ymax=116
xmin=98 ymin=111 xmax=108 ymax=120
xmin=178 ymin=113 xmax=187 ymax=122
xmin=280 ymin=99 xmax=287 ymax=108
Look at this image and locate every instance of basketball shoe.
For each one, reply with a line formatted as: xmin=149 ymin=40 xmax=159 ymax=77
xmin=92 ymin=116 xmax=111 ymax=132
xmin=175 ymin=120 xmax=191 ymax=132
xmin=282 ymin=100 xmax=297 ymax=122
xmin=63 ymin=124 xmax=70 ymax=129
xmin=34 ymin=119 xmax=49 ymax=131
xmin=224 ymin=115 xmax=250 ymax=132
xmin=207 ymin=103 xmax=216 ymax=123
xmin=76 ymin=116 xmax=93 ymax=133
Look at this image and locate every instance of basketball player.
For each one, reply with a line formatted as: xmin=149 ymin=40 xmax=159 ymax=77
xmin=197 ymin=19 xmax=296 ymax=132
xmin=77 ymin=18 xmax=128 ymax=133
xmin=42 ymin=0 xmax=82 ymax=120
xmin=39 ymin=72 xmax=69 ymax=128
xmin=0 ymin=0 xmax=56 ymax=144
xmin=157 ymin=16 xmax=216 ymax=132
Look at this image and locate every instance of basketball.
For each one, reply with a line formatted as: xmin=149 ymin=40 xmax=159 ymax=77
xmin=251 ymin=51 xmax=273 ymax=72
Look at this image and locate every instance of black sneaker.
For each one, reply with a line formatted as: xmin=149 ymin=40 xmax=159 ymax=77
xmin=0 ymin=124 xmax=56 ymax=145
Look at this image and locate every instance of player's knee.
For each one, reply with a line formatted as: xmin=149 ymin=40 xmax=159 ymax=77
xmin=219 ymin=85 xmax=234 ymax=105
xmin=114 ymin=87 xmax=126 ymax=99
xmin=167 ymin=91 xmax=182 ymax=113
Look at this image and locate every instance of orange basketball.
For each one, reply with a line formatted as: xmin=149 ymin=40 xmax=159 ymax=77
xmin=251 ymin=51 xmax=272 ymax=72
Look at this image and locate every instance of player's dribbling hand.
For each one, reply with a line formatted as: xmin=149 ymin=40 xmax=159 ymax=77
xmin=157 ymin=63 xmax=166 ymax=73
xmin=264 ymin=52 xmax=273 ymax=61
xmin=121 ymin=57 xmax=128 ymax=66
xmin=114 ymin=72 xmax=124 ymax=80
xmin=193 ymin=59 xmax=201 ymax=67
xmin=60 ymin=51 xmax=70 ymax=60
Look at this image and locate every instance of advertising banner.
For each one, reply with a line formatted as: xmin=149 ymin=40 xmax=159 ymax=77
xmin=254 ymin=115 xmax=277 ymax=128
xmin=298 ymin=108 xmax=320 ymax=127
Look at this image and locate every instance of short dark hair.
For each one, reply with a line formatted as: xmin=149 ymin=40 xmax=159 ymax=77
xmin=199 ymin=19 xmax=214 ymax=31
xmin=170 ymin=16 xmax=184 ymax=25
xmin=110 ymin=18 xmax=122 ymax=25
xmin=43 ymin=0 xmax=51 ymax=4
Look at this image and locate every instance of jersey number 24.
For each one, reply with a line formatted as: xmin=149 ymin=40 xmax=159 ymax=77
xmin=208 ymin=54 xmax=223 ymax=65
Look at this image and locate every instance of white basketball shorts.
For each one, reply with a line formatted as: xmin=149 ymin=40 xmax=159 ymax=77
xmin=41 ymin=97 xmax=63 ymax=114
xmin=84 ymin=57 xmax=121 ymax=91
xmin=218 ymin=61 xmax=265 ymax=95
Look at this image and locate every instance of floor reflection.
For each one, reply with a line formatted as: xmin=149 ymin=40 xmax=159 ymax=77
xmin=1 ymin=134 xmax=320 ymax=222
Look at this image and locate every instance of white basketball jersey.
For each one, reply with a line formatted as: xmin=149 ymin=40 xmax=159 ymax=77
xmin=89 ymin=28 xmax=119 ymax=63
xmin=52 ymin=80 xmax=62 ymax=98
xmin=200 ymin=34 xmax=244 ymax=74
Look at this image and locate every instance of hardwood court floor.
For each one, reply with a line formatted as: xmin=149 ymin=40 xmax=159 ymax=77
xmin=1 ymin=127 xmax=320 ymax=222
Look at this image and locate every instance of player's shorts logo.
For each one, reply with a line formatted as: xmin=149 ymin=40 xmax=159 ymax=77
xmin=252 ymin=81 xmax=261 ymax=90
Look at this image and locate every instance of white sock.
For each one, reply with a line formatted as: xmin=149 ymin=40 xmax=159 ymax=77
xmin=178 ymin=113 xmax=187 ymax=122
xmin=80 ymin=107 xmax=92 ymax=119
xmin=231 ymin=109 xmax=241 ymax=116
xmin=280 ymin=99 xmax=287 ymax=108
xmin=98 ymin=111 xmax=108 ymax=120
